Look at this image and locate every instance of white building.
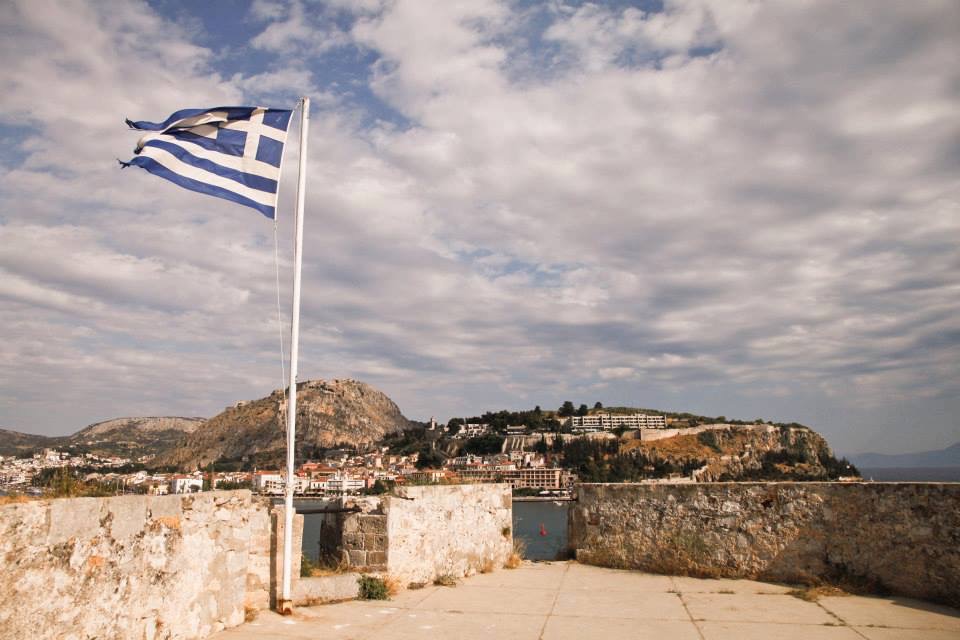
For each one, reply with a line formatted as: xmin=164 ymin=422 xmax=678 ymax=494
xmin=170 ymin=475 xmax=203 ymax=494
xmin=252 ymin=471 xmax=284 ymax=494
xmin=324 ymin=473 xmax=365 ymax=494
xmin=450 ymin=454 xmax=483 ymax=467
xmin=568 ymin=413 xmax=666 ymax=433
xmin=458 ymin=423 xmax=490 ymax=438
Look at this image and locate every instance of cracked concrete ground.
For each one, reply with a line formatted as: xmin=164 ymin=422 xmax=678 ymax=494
xmin=213 ymin=562 xmax=960 ymax=639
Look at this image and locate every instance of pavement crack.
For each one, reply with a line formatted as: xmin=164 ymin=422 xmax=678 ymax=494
xmin=815 ymin=600 xmax=871 ymax=638
xmin=675 ymin=590 xmax=706 ymax=640
xmin=537 ymin=561 xmax=569 ymax=640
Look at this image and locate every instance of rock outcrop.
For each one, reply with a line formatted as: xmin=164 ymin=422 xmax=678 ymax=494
xmin=621 ymin=424 xmax=854 ymax=481
xmin=161 ymin=379 xmax=414 ymax=470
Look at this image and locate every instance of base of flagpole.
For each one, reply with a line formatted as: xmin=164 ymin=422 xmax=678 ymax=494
xmin=276 ymin=599 xmax=294 ymax=615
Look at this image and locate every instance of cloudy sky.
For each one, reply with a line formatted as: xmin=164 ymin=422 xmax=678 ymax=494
xmin=1 ymin=0 xmax=957 ymax=454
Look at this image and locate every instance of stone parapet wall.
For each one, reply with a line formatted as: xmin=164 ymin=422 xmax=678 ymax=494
xmin=314 ymin=485 xmax=513 ymax=584
xmin=0 ymin=491 xmax=301 ymax=640
xmin=0 ymin=484 xmax=511 ymax=639
xmin=569 ymin=482 xmax=960 ymax=606
xmin=316 ymin=496 xmax=387 ymax=572
xmin=386 ymin=484 xmax=513 ymax=584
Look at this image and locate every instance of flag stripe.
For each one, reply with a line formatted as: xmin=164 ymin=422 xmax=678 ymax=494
xmin=128 ymin=106 xmax=261 ymax=131
xmin=140 ymin=139 xmax=279 ymax=192
xmin=127 ymin=156 xmax=277 ymax=218
xmin=136 ymin=145 xmax=277 ymax=207
xmin=138 ymin=132 xmax=281 ymax=179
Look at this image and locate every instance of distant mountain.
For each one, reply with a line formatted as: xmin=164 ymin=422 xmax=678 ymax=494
xmin=0 ymin=417 xmax=204 ymax=459
xmin=0 ymin=428 xmax=58 ymax=457
xmin=1 ymin=379 xmax=413 ymax=468
xmin=68 ymin=417 xmax=205 ymax=458
xmin=158 ymin=378 xmax=415 ymax=470
xmin=848 ymin=442 xmax=960 ymax=469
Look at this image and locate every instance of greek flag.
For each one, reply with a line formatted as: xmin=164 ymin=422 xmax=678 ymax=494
xmin=121 ymin=106 xmax=293 ymax=219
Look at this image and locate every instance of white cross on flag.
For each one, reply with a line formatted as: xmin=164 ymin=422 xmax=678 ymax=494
xmin=121 ymin=106 xmax=293 ymax=219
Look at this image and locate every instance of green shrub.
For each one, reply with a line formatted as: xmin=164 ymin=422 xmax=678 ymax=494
xmin=300 ymin=555 xmax=317 ymax=578
xmin=357 ymin=575 xmax=390 ymax=600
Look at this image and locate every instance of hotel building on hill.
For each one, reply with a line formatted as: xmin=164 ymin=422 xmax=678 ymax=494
xmin=567 ymin=413 xmax=666 ymax=433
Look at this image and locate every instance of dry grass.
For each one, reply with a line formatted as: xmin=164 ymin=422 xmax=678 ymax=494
xmin=384 ymin=575 xmax=402 ymax=597
xmin=504 ymin=538 xmax=526 ymax=569
xmin=787 ymin=585 xmax=849 ymax=602
xmin=621 ymin=430 xmax=756 ymax=459
xmin=243 ymin=606 xmax=259 ymax=623
xmin=303 ymin=555 xmax=349 ymax=577
xmin=433 ymin=573 xmax=458 ymax=587
xmin=0 ymin=494 xmax=34 ymax=506
xmin=479 ymin=558 xmax=496 ymax=574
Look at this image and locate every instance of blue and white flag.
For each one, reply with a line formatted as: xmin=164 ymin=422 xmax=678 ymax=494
xmin=121 ymin=106 xmax=293 ymax=219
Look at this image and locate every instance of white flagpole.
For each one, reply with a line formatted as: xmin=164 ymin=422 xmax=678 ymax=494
xmin=280 ymin=96 xmax=309 ymax=614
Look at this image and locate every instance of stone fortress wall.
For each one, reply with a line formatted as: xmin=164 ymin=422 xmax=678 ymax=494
xmin=312 ymin=483 xmax=514 ymax=584
xmin=569 ymin=482 xmax=960 ymax=607
xmin=0 ymin=491 xmax=263 ymax=640
xmin=386 ymin=483 xmax=513 ymax=584
xmin=0 ymin=484 xmax=513 ymax=640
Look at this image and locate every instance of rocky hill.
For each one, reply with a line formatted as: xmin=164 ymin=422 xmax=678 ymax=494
xmin=159 ymin=379 xmax=415 ymax=470
xmin=0 ymin=418 xmax=204 ymax=459
xmin=68 ymin=417 xmax=205 ymax=459
xmin=618 ymin=424 xmax=856 ymax=481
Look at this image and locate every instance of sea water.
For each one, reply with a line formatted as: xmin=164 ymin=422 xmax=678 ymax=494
xmin=512 ymin=500 xmax=570 ymax=561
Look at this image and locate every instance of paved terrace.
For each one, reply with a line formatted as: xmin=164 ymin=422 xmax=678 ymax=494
xmin=214 ymin=561 xmax=960 ymax=639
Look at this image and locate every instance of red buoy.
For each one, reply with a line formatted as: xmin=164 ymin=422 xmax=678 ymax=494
xmin=539 ymin=523 xmax=547 ymax=536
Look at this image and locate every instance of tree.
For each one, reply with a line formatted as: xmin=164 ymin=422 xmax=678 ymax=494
xmin=416 ymin=444 xmax=444 ymax=469
xmin=533 ymin=435 xmax=548 ymax=454
xmin=366 ymin=479 xmax=389 ymax=495
xmin=464 ymin=434 xmax=506 ymax=455
xmin=594 ymin=401 xmax=603 ymax=409
xmin=551 ymin=434 xmax=565 ymax=453
xmin=558 ymin=401 xmax=575 ymax=417
xmin=534 ymin=405 xmax=542 ymax=415
xmin=577 ymin=404 xmax=588 ymax=416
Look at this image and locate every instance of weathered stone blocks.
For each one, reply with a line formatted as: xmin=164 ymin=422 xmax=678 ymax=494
xmin=0 ymin=491 xmax=262 ymax=640
xmin=569 ymin=482 xmax=960 ymax=607
xmin=0 ymin=484 xmax=517 ymax=639
xmin=385 ymin=484 xmax=513 ymax=584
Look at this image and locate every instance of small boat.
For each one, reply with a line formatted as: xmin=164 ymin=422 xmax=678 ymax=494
xmin=539 ymin=523 xmax=547 ymax=536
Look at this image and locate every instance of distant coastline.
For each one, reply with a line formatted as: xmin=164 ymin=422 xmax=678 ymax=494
xmin=860 ymin=467 xmax=960 ymax=482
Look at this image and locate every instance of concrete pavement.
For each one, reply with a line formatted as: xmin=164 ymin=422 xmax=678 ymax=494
xmin=213 ymin=561 xmax=960 ymax=639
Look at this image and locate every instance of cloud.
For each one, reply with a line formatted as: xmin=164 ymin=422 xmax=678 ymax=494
xmin=249 ymin=0 xmax=361 ymax=56
xmin=0 ymin=0 xmax=957 ymax=455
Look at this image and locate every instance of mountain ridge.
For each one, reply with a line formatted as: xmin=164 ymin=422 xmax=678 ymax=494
xmin=847 ymin=442 xmax=960 ymax=469
xmin=0 ymin=418 xmax=205 ymax=459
